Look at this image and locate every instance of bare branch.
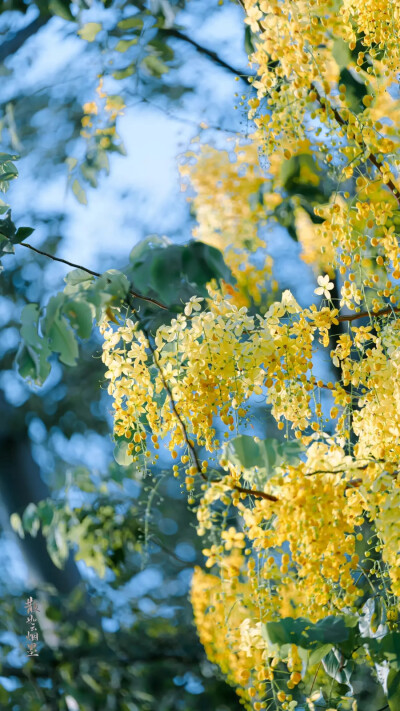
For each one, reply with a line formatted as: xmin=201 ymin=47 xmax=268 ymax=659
xmin=337 ymin=304 xmax=400 ymax=323
xmin=160 ymin=27 xmax=251 ymax=82
xmin=0 ymin=15 xmax=50 ymax=64
xmin=19 ymin=241 xmax=168 ymax=310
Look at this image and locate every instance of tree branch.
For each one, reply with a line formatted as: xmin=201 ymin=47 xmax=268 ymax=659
xmin=19 ymin=241 xmax=168 ymax=311
xmin=160 ymin=27 xmax=251 ymax=82
xmin=0 ymin=15 xmax=51 ymax=64
xmin=337 ymin=304 xmax=400 ymax=323
xmin=228 ymin=483 xmax=278 ymax=502
xmin=19 ymin=239 xmax=400 ymax=327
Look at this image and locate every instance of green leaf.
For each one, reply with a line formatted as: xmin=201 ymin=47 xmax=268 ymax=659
xmin=47 ymin=314 xmax=79 ymax=365
xmin=0 ymin=210 xmax=16 ymax=239
xmin=78 ymin=22 xmax=102 ymax=42
xmin=47 ymin=524 xmax=69 ymax=569
xmin=17 ymin=304 xmax=52 ymax=384
xmin=49 ymin=0 xmax=75 ymax=21
xmin=223 ymin=435 xmax=303 ymax=478
xmin=388 ymin=669 xmax=400 ymax=710
xmin=66 ymin=156 xmax=78 ymax=172
xmin=339 ymin=68 xmax=367 ymax=114
xmin=322 ymin=648 xmax=355 ymax=689
xmin=0 ymin=172 xmax=17 ymax=182
xmin=0 ymin=235 xmax=14 ymax=255
xmin=114 ymin=440 xmax=132 ymax=466
xmin=0 ymin=163 xmax=18 ymax=193
xmin=37 ymin=501 xmax=54 ymax=528
xmin=100 ymin=269 xmax=130 ymax=300
xmin=72 ymin=179 xmax=87 ymax=205
xmin=0 ymin=153 xmax=19 ymax=164
xmin=117 ymin=16 xmax=144 ymax=30
xmin=263 ymin=616 xmax=352 ymax=650
xmin=20 ymin=304 xmax=43 ymax=348
xmin=244 ymin=25 xmax=255 ymax=56
xmin=182 ymin=242 xmax=232 ymax=287
xmin=148 ymin=39 xmax=174 ymax=62
xmin=367 ymin=632 xmax=400 ymax=670
xmin=64 ymin=268 xmax=95 ymax=288
xmin=0 ymin=198 xmax=9 ymax=215
xmin=113 ymin=64 xmax=136 ymax=80
xmin=332 ymin=38 xmax=352 ymax=69
xmin=16 ymin=344 xmax=43 ymax=383
xmin=64 ymin=300 xmax=95 ymax=339
xmin=380 ymin=634 xmax=400 ymax=669
xmin=80 ymin=163 xmax=98 ymax=188
xmin=22 ymin=503 xmax=40 ymax=537
xmin=115 ymin=39 xmax=138 ymax=53
xmin=63 ymin=267 xmax=129 ymax=324
xmin=10 ymin=513 xmax=24 ymax=539
xmin=309 ymin=643 xmax=333 ymax=667
xmin=81 ymin=673 xmax=103 ymax=693
xmin=43 ymin=294 xmax=79 ymax=366
xmin=150 ymin=247 xmax=184 ymax=303
xmin=129 ymin=235 xmax=170 ymax=263
xmin=0 ymin=161 xmax=18 ymax=181
xmin=14 ymin=226 xmax=34 ymax=243
xmin=142 ymin=54 xmax=169 ymax=77
xmin=359 ymin=596 xmax=387 ymax=638
xmin=279 ymin=154 xmax=326 ymax=203
xmin=128 ymin=239 xmax=232 ymax=307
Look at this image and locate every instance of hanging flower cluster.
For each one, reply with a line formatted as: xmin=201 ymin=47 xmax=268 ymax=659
xmin=180 ymin=142 xmax=275 ymax=305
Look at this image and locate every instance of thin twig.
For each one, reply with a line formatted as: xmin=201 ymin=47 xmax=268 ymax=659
xmin=0 ymin=14 xmax=50 ymax=64
xmin=309 ymin=661 xmax=322 ymax=696
xmin=160 ymin=27 xmax=252 ymax=82
xmin=337 ymin=304 xmax=400 ymax=323
xmin=19 ymin=242 xmax=400 ymax=325
xmin=228 ymin=483 xmax=278 ymax=502
xmin=19 ymin=241 xmax=168 ymax=310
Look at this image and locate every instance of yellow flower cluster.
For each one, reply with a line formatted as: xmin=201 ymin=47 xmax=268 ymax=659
xmin=101 ymin=289 xmax=349 ymax=463
xmin=101 ymin=295 xmax=400 ymax=705
xmin=81 ymin=78 xmax=125 ymax=149
xmin=181 ymin=143 xmax=266 ymax=253
xmin=243 ymin=0 xmax=400 ymax=303
xmin=341 ymin=0 xmax=400 ymax=75
xmin=369 ymin=477 xmax=400 ymax=597
xmin=244 ymin=0 xmax=341 ymax=149
xmin=180 ymin=142 xmax=275 ymax=305
xmin=351 ymin=339 xmax=400 ymax=463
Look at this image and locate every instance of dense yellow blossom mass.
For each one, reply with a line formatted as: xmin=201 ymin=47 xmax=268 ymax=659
xmin=101 ymin=1 xmax=400 ymax=708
